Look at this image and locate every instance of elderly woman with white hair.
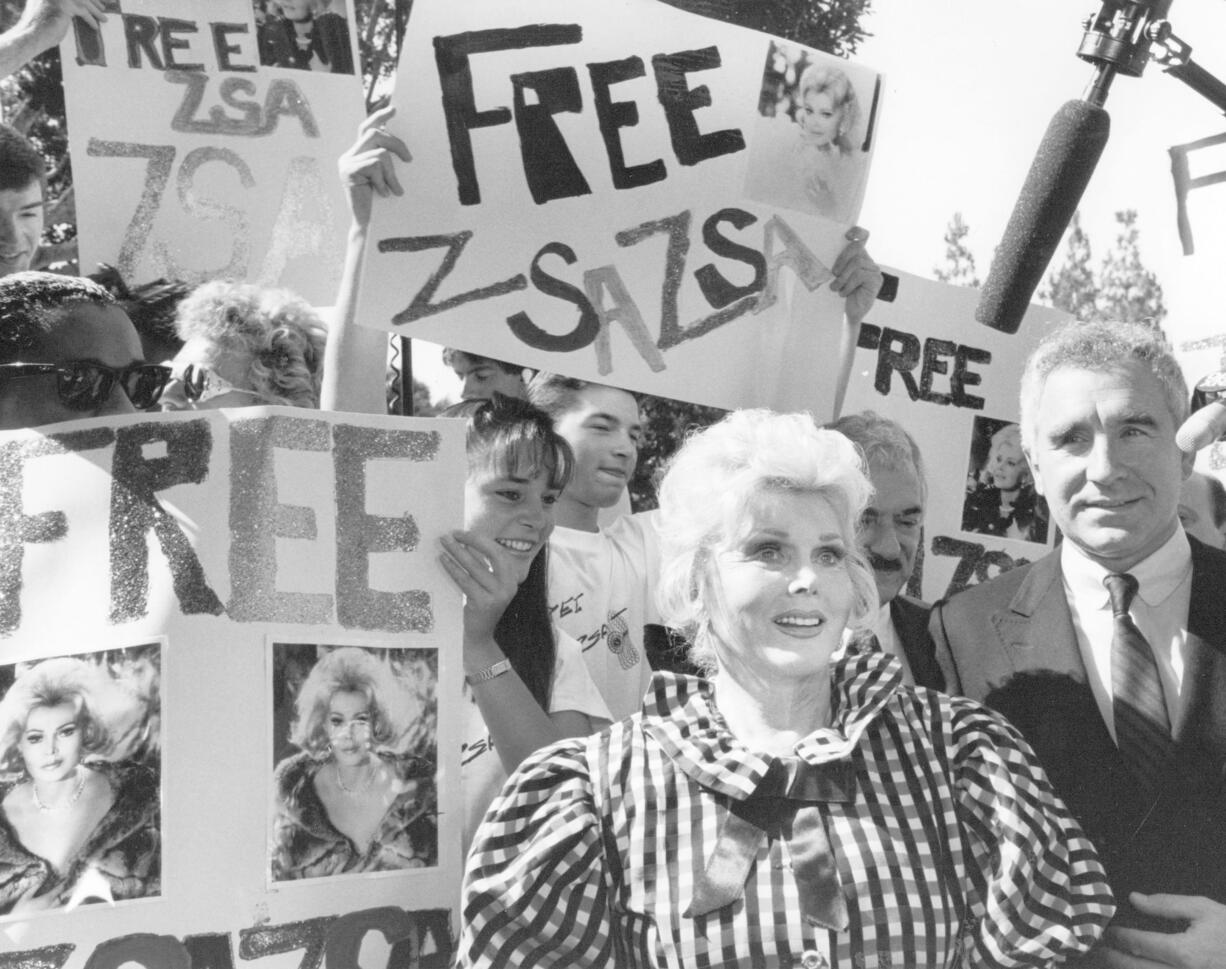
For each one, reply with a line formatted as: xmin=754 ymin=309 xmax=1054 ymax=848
xmin=459 ymin=409 xmax=1113 ymax=968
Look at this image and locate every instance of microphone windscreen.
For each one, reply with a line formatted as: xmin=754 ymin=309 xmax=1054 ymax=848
xmin=976 ymin=100 xmax=1110 ymax=334
xmin=1176 ymin=399 xmax=1226 ymax=453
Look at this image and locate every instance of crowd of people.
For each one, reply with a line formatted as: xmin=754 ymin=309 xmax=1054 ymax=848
xmin=3 ymin=3 xmax=1226 ymax=964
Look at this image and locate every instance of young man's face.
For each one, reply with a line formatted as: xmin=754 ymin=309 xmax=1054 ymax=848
xmin=552 ymin=385 xmax=642 ymax=513
xmin=0 ymin=180 xmax=44 ymax=277
xmin=0 ymin=304 xmax=144 ymax=430
xmin=451 ymin=354 xmax=525 ymax=401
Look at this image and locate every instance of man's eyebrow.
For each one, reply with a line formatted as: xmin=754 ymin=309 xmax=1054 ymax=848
xmin=1117 ymin=411 xmax=1159 ymax=428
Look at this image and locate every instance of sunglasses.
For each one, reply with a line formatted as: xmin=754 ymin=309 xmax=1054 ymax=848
xmin=176 ymin=363 xmax=267 ymax=405
xmin=0 ymin=361 xmax=172 ymax=411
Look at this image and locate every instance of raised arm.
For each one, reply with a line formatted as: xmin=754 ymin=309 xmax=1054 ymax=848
xmin=0 ymin=0 xmax=105 ymax=80
xmin=321 ymin=106 xmax=411 ymax=414
xmin=830 ymin=225 xmax=884 ymax=419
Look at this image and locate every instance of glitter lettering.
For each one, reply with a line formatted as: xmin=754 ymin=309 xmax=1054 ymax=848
xmin=227 ymin=416 xmax=334 ymax=624
xmin=0 ymin=428 xmax=114 ymax=636
xmin=109 ymin=419 xmax=224 ymax=623
xmin=332 ymin=425 xmax=438 ymax=632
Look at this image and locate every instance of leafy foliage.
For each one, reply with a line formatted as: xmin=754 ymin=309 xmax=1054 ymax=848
xmin=1040 ymin=209 xmax=1166 ymax=326
xmin=352 ymin=0 xmax=414 ymax=109
xmin=935 ymin=209 xmax=1166 ymax=329
xmin=658 ymin=0 xmax=872 ymax=55
xmin=932 ymin=212 xmax=979 ymax=288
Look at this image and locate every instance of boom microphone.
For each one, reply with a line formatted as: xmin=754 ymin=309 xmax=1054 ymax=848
xmin=975 ymin=100 xmax=1110 ymax=334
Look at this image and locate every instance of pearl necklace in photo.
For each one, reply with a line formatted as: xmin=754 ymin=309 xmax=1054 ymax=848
xmin=31 ymin=766 xmax=86 ymax=813
xmin=334 ymin=762 xmax=374 ymax=796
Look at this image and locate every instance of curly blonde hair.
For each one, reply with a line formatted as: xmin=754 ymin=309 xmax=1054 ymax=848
xmin=656 ymin=410 xmax=879 ymax=675
xmin=290 ymin=647 xmax=420 ymax=757
xmin=174 ymin=281 xmax=327 ymax=408
xmin=0 ymin=658 xmax=112 ymax=774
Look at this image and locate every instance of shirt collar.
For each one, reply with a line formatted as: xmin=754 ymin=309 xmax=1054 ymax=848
xmin=1060 ymin=526 xmax=1192 ymax=610
xmin=642 ymin=651 xmax=903 ymax=802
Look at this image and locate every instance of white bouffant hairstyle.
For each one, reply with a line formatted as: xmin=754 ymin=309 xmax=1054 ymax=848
xmin=655 ymin=409 xmax=879 ymax=673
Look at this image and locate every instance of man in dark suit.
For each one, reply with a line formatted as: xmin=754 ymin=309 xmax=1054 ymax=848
xmin=931 ymin=320 xmax=1226 ymax=967
xmin=829 ymin=411 xmax=944 ymax=689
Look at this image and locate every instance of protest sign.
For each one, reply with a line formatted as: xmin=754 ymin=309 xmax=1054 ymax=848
xmin=1167 ymin=129 xmax=1226 ymax=476
xmin=841 ymin=270 xmax=1070 ymax=602
xmin=60 ymin=0 xmax=363 ymax=305
xmin=359 ymin=0 xmax=884 ymax=416
xmin=0 ymin=408 xmax=463 ymax=969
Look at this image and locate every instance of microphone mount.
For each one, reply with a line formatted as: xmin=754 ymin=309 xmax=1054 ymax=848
xmin=1076 ymin=1 xmax=1226 ymax=113
xmin=1077 ymin=1 xmax=1174 ymax=105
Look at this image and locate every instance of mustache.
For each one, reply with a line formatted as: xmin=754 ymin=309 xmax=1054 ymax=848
xmin=868 ymin=553 xmax=904 ymax=573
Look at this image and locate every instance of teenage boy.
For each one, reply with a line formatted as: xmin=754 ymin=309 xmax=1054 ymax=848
xmin=443 ymin=348 xmax=528 ymax=402
xmin=528 ymin=373 xmax=656 ymax=721
xmin=0 ymin=124 xmax=46 ymax=277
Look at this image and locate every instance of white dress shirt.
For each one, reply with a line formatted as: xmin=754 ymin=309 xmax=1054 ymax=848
xmin=1061 ymin=528 xmax=1193 ymax=741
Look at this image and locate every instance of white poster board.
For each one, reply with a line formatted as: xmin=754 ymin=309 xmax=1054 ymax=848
xmin=1167 ymin=128 xmax=1226 ymax=478
xmin=358 ymin=0 xmax=885 ymax=415
xmin=61 ymin=0 xmax=364 ymax=305
xmin=0 ymin=408 xmax=463 ymax=969
xmin=843 ymin=270 xmax=1071 ymax=603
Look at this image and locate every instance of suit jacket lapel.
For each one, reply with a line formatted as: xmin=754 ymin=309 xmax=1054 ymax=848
xmin=1176 ymin=537 xmax=1226 ymax=759
xmin=992 ymin=552 xmax=1089 ymax=681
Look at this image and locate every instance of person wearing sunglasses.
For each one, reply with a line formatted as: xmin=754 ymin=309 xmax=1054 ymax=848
xmin=160 ymin=280 xmax=328 ymax=411
xmin=0 ymin=271 xmax=170 ymax=431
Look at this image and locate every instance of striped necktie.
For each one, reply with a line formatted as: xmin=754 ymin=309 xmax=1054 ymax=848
xmin=1104 ymin=572 xmax=1173 ymax=792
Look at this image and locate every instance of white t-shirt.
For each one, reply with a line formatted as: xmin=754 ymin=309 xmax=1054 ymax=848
xmin=461 ymin=629 xmax=609 ymax=852
xmin=548 ymin=511 xmax=660 ymax=722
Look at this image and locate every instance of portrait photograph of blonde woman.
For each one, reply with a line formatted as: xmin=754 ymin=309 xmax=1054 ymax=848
xmin=0 ymin=643 xmax=161 ymax=918
xmin=269 ymin=643 xmax=438 ymax=883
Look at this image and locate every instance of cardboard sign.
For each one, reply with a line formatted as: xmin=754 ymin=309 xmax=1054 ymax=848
xmin=0 ymin=408 xmax=463 ymax=969
xmin=61 ymin=0 xmax=364 ymax=305
xmin=358 ymin=0 xmax=884 ymax=416
xmin=1168 ymin=129 xmax=1226 ymax=477
xmin=842 ymin=269 xmax=1070 ymax=602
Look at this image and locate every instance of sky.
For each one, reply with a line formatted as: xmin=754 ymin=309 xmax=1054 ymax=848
xmin=856 ymin=0 xmax=1226 ymax=357
xmin=415 ymin=0 xmax=1226 ymax=402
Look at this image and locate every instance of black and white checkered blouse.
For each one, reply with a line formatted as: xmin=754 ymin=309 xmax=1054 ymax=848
xmin=460 ymin=650 xmax=1113 ymax=969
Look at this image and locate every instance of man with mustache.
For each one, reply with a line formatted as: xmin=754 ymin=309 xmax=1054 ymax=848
xmin=931 ymin=320 xmax=1226 ymax=966
xmin=828 ymin=411 xmax=944 ymax=689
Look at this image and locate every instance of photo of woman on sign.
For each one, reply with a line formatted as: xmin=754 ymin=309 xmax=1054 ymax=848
xmin=0 ymin=649 xmax=161 ymax=916
xmin=961 ymin=419 xmax=1049 ymax=544
xmin=256 ymin=0 xmax=354 ymax=75
xmin=270 ymin=644 xmax=437 ymax=881
xmin=744 ymin=42 xmax=877 ymax=225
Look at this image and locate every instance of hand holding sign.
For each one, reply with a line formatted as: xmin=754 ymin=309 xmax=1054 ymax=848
xmin=0 ymin=0 xmax=106 ymax=79
xmin=830 ymin=225 xmax=883 ymax=419
xmin=831 ymin=226 xmax=883 ymax=328
xmin=439 ymin=530 xmax=522 ymax=657
xmin=339 ymin=106 xmax=412 ymax=228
